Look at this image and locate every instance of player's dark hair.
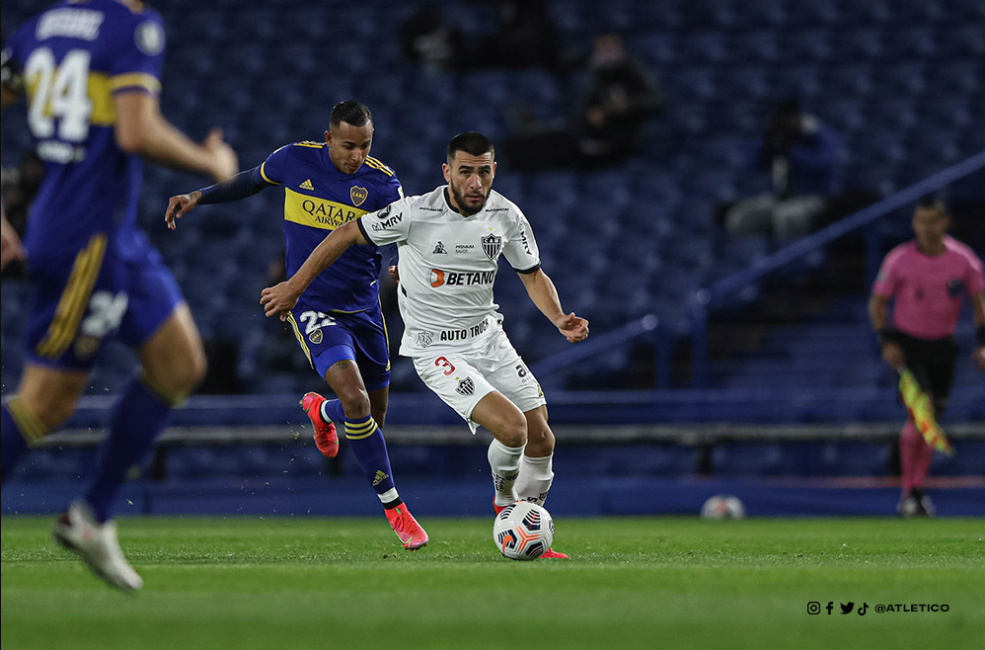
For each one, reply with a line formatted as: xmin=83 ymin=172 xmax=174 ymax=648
xmin=447 ymin=132 xmax=495 ymax=161
xmin=916 ymin=194 xmax=948 ymax=216
xmin=330 ymin=101 xmax=372 ymax=128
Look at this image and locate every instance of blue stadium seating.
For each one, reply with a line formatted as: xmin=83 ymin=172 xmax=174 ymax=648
xmin=1 ymin=0 xmax=982 ymax=400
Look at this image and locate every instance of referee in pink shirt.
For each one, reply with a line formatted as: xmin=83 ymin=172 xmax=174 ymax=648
xmin=869 ymin=198 xmax=985 ymax=517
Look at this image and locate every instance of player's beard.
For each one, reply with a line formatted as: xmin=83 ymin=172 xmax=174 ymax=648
xmin=450 ymin=184 xmax=487 ymax=216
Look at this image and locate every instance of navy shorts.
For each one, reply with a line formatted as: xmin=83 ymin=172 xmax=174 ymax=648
xmin=285 ymin=301 xmax=391 ymax=391
xmin=24 ymin=230 xmax=184 ymax=371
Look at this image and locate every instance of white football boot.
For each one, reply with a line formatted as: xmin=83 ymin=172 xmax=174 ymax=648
xmin=52 ymin=500 xmax=143 ymax=591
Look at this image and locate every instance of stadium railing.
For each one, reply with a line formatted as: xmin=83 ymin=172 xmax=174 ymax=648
xmin=529 ymin=313 xmax=669 ymax=387
xmin=689 ymin=150 xmax=985 ymax=388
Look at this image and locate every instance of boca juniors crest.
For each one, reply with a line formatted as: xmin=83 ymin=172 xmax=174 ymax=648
xmin=481 ymin=233 xmax=502 ymax=260
xmin=350 ymin=186 xmax=368 ymax=207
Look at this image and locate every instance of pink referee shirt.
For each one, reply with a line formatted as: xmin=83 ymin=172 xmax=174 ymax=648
xmin=873 ymin=235 xmax=985 ymax=339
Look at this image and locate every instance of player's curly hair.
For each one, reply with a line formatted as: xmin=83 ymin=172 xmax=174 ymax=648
xmin=448 ymin=132 xmax=495 ymax=161
xmin=330 ymin=101 xmax=372 ymax=128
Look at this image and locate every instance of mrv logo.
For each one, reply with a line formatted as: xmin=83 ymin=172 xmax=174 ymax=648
xmin=430 ymin=269 xmax=496 ymax=288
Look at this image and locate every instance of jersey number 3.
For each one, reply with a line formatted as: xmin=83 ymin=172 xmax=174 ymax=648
xmin=24 ymin=48 xmax=92 ymax=142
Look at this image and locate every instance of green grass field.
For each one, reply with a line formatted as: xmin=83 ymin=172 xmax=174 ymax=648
xmin=2 ymin=516 xmax=983 ymax=650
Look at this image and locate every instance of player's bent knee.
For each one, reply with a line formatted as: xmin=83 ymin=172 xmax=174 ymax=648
xmin=525 ymin=425 xmax=555 ymax=456
xmin=338 ymin=390 xmax=372 ymax=420
xmin=498 ymin=417 xmax=528 ymax=448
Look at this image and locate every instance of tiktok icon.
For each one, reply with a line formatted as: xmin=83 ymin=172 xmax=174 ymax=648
xmin=857 ymin=603 xmax=868 ymax=616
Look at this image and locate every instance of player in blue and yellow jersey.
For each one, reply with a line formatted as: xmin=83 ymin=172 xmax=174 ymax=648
xmin=165 ymin=101 xmax=428 ymax=550
xmin=1 ymin=0 xmax=238 ymax=590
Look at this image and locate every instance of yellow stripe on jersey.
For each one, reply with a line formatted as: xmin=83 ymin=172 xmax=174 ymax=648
xmin=6 ymin=397 xmax=49 ymax=446
xmin=260 ymin=161 xmax=280 ymax=185
xmin=285 ymin=312 xmax=314 ymax=369
xmin=363 ymin=156 xmax=394 ymax=177
xmin=379 ymin=296 xmax=391 ymax=371
xmin=294 ymin=141 xmax=326 ymax=149
xmin=36 ymin=234 xmax=107 ymax=359
xmin=108 ymin=72 xmax=161 ymax=95
xmin=87 ymin=73 xmax=118 ymax=125
xmin=25 ymin=72 xmax=118 ymax=126
xmin=283 ymin=188 xmax=368 ymax=230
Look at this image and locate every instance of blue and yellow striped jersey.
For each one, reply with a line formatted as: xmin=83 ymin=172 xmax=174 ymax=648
xmin=260 ymin=142 xmax=403 ymax=313
xmin=3 ymin=0 xmax=166 ymax=260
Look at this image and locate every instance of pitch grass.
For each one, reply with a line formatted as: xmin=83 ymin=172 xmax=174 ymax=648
xmin=2 ymin=517 xmax=983 ymax=650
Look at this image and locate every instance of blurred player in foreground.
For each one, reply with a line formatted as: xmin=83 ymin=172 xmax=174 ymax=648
xmin=1 ymin=0 xmax=237 ymax=589
xmin=165 ymin=101 xmax=427 ymax=550
xmin=869 ymin=197 xmax=985 ymax=517
xmin=261 ymin=132 xmax=589 ymax=558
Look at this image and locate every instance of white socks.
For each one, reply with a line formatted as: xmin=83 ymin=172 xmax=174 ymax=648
xmin=515 ymin=453 xmax=554 ymax=506
xmin=487 ymin=439 xmax=524 ymax=508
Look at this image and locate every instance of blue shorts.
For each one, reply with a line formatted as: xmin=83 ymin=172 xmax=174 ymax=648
xmin=24 ymin=230 xmax=184 ymax=371
xmin=285 ymin=302 xmax=391 ymax=391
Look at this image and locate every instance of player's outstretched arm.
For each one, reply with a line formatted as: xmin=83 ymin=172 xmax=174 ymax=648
xmin=165 ymin=167 xmax=270 ymax=230
xmin=518 ymin=268 xmax=589 ymax=343
xmin=114 ymin=92 xmax=238 ymax=182
xmin=260 ymin=220 xmax=370 ymax=319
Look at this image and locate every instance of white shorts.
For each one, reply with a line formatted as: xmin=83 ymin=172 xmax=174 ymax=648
xmin=411 ymin=328 xmax=546 ymax=433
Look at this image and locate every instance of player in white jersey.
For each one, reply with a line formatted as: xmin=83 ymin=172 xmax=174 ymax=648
xmin=261 ymin=132 xmax=589 ymax=558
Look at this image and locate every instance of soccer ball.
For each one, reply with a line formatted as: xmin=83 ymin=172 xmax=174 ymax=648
xmin=493 ymin=502 xmax=554 ymax=560
xmin=700 ymin=494 xmax=745 ymax=519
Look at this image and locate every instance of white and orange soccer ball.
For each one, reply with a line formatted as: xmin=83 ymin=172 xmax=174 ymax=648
xmin=700 ymin=494 xmax=746 ymax=519
xmin=493 ymin=502 xmax=554 ymax=560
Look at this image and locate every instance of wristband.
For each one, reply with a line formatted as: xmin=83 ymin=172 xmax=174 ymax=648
xmin=876 ymin=328 xmax=897 ymax=346
xmin=977 ymin=325 xmax=985 ymax=347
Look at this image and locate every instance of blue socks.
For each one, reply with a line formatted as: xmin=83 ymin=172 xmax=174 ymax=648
xmin=2 ymin=398 xmax=48 ymax=484
xmin=320 ymin=398 xmax=346 ymax=425
xmin=84 ymin=377 xmax=173 ymax=523
xmin=341 ymin=412 xmax=400 ymax=508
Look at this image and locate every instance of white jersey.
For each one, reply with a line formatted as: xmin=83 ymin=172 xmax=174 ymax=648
xmin=357 ymin=186 xmax=541 ymax=357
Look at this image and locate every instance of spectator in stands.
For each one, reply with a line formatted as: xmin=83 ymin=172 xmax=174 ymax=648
xmin=868 ymin=197 xmax=985 ymax=517
xmin=724 ymin=98 xmax=844 ymax=241
xmin=401 ymin=0 xmax=562 ymax=72
xmin=399 ymin=3 xmax=460 ymax=71
xmin=504 ymin=33 xmax=664 ymax=170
